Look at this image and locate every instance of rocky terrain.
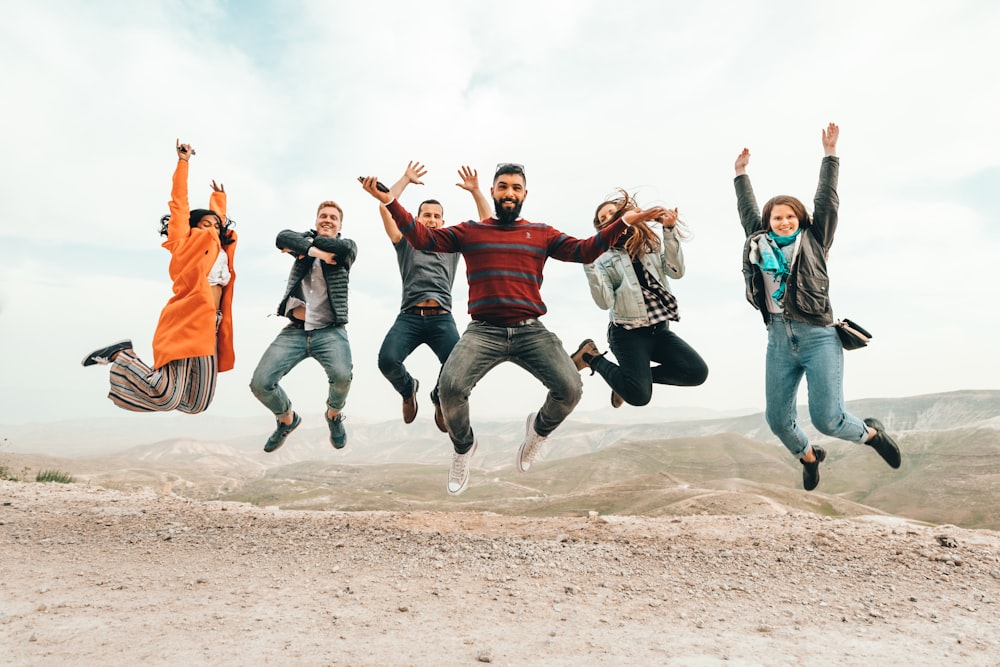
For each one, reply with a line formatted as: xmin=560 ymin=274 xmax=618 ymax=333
xmin=2 ymin=480 xmax=999 ymax=666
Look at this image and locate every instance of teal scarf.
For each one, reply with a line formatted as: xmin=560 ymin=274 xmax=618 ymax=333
xmin=753 ymin=230 xmax=800 ymax=305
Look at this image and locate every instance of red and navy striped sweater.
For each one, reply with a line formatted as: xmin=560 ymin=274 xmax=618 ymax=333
xmin=386 ymin=199 xmax=628 ymax=325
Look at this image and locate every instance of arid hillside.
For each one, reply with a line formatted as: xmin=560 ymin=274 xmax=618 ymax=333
xmin=2 ymin=480 xmax=999 ymax=666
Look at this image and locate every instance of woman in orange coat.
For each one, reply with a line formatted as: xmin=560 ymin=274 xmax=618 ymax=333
xmin=82 ymin=140 xmax=237 ymax=413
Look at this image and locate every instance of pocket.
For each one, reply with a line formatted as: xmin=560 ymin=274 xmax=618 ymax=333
xmin=794 ymin=286 xmax=829 ymax=315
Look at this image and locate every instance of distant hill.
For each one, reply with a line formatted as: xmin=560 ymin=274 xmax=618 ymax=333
xmin=2 ymin=390 xmax=998 ymax=528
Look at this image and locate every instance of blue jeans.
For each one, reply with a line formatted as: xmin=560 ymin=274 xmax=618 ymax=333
xmin=250 ymin=323 xmax=353 ymax=416
xmin=590 ymin=322 xmax=708 ymax=406
xmin=438 ymin=320 xmax=583 ymax=453
xmin=765 ymin=315 xmax=868 ymax=458
xmin=377 ymin=312 xmax=460 ymax=403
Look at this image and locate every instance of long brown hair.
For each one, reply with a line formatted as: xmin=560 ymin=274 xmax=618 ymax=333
xmin=592 ymin=189 xmax=661 ymax=261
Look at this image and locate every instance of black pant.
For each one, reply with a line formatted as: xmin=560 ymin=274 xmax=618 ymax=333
xmin=589 ymin=322 xmax=708 ymax=406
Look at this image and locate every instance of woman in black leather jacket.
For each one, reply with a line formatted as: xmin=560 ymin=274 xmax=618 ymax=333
xmin=733 ymin=123 xmax=901 ymax=491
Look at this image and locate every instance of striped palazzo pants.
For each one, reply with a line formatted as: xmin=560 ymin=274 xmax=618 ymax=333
xmin=108 ymin=350 xmax=217 ymax=414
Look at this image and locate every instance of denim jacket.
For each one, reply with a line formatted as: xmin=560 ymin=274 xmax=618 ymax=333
xmin=583 ymin=226 xmax=684 ymax=327
xmin=736 ymin=156 xmax=839 ymax=327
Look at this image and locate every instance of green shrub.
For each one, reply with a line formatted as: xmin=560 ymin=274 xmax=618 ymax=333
xmin=36 ymin=469 xmax=75 ymax=484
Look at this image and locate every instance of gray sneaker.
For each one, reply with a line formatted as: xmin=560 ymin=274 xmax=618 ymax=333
xmin=264 ymin=412 xmax=301 ymax=453
xmin=516 ymin=412 xmax=548 ymax=472
xmin=447 ymin=439 xmax=477 ymax=496
xmin=327 ymin=412 xmax=347 ymax=449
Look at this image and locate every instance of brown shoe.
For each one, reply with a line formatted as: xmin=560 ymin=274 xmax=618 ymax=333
xmin=570 ymin=339 xmax=600 ymax=371
xmin=611 ymin=390 xmax=624 ymax=408
xmin=403 ymin=379 xmax=419 ymax=424
xmin=433 ymin=400 xmax=448 ymax=433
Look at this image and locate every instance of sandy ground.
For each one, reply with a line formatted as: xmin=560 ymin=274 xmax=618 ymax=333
xmin=2 ymin=480 xmax=999 ymax=667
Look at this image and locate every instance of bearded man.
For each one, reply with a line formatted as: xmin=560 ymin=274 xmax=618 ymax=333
xmin=361 ymin=164 xmax=667 ymax=495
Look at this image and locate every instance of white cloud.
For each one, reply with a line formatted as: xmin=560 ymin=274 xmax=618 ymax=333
xmin=1 ymin=0 xmax=997 ymax=428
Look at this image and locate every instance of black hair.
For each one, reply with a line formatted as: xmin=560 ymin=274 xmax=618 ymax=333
xmin=493 ymin=163 xmax=526 ymax=184
xmin=159 ymin=212 xmax=236 ymax=246
xmin=417 ymin=199 xmax=444 ymax=216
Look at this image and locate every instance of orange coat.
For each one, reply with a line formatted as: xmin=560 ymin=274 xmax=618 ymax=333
xmin=151 ymin=159 xmax=237 ymax=372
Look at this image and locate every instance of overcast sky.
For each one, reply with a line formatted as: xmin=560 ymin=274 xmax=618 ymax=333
xmin=1 ymin=0 xmax=997 ymax=433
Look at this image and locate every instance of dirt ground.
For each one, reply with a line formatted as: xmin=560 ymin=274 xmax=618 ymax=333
xmin=2 ymin=480 xmax=999 ymax=666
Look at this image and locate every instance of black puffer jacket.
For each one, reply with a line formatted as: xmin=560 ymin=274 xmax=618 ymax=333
xmin=275 ymin=229 xmax=358 ymax=325
xmin=735 ymin=156 xmax=839 ymax=327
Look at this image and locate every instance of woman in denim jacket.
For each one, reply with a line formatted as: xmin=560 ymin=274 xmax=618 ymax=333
xmin=734 ymin=123 xmax=900 ymax=491
xmin=572 ymin=191 xmax=708 ymax=409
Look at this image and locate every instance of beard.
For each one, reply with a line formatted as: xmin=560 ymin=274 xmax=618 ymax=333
xmin=493 ymin=197 xmax=523 ymax=226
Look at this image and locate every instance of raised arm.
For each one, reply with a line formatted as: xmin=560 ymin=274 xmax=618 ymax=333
xmin=387 ymin=161 xmax=427 ymax=200
xmin=455 ymin=166 xmax=493 ymax=220
xmin=733 ymin=148 xmax=763 ymax=237
xmin=822 ymin=122 xmax=839 ymax=157
xmin=166 ymin=139 xmax=195 ymax=244
xmin=379 ymin=204 xmax=403 ymax=244
xmin=811 ymin=123 xmax=841 ymax=249
xmin=364 ymin=162 xmax=426 ymax=244
xmin=208 ymin=179 xmax=226 ymax=220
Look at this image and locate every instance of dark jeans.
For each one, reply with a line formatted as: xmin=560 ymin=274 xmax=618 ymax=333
xmin=590 ymin=322 xmax=708 ymax=406
xmin=377 ymin=312 xmax=460 ymax=404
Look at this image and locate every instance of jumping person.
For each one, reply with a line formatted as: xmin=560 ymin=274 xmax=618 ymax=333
xmin=361 ymin=164 xmax=669 ymax=495
xmin=734 ymin=123 xmax=901 ymax=491
xmin=82 ymin=140 xmax=237 ymax=414
xmin=375 ymin=161 xmax=492 ymax=431
xmin=249 ymin=200 xmax=357 ymax=453
xmin=574 ymin=191 xmax=708 ymax=408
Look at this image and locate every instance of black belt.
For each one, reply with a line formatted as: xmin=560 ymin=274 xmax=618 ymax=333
xmin=405 ymin=306 xmax=449 ymax=316
xmin=286 ymin=318 xmax=340 ymax=330
xmin=475 ymin=318 xmax=538 ymax=328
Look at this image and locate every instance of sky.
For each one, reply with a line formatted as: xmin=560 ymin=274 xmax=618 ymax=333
xmin=1 ymin=0 xmax=998 ymax=432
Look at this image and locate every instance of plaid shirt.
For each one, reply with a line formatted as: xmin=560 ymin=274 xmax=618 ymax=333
xmin=620 ymin=261 xmax=679 ymax=330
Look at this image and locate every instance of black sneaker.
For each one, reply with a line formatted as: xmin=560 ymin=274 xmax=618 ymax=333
xmin=863 ymin=418 xmax=901 ymax=469
xmin=327 ymin=412 xmax=347 ymax=449
xmin=81 ymin=340 xmax=133 ymax=366
xmin=801 ymin=445 xmax=826 ymax=491
xmin=264 ymin=412 xmax=301 ymax=453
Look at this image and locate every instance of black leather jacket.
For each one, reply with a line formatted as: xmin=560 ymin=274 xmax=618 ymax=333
xmin=275 ymin=229 xmax=358 ymax=325
xmin=735 ymin=156 xmax=839 ymax=327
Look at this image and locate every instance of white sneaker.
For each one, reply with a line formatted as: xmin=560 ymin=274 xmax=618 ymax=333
xmin=447 ymin=438 xmax=477 ymax=496
xmin=516 ymin=412 xmax=548 ymax=472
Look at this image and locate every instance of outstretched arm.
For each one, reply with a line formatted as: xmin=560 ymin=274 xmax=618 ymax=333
xmin=167 ymin=139 xmax=195 ymax=244
xmin=455 ymin=166 xmax=493 ymax=220
xmin=822 ymin=122 xmax=839 ymax=157
xmin=812 ymin=123 xmax=841 ymax=248
xmin=733 ymin=147 xmax=762 ymax=236
xmin=379 ymin=204 xmax=403 ymax=244
xmin=208 ymin=179 xmax=226 ymax=220
xmin=361 ymin=176 xmax=394 ymax=205
xmin=378 ymin=161 xmax=428 ymax=243
xmin=734 ymin=148 xmax=750 ymax=176
xmin=387 ymin=161 xmax=427 ymax=200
